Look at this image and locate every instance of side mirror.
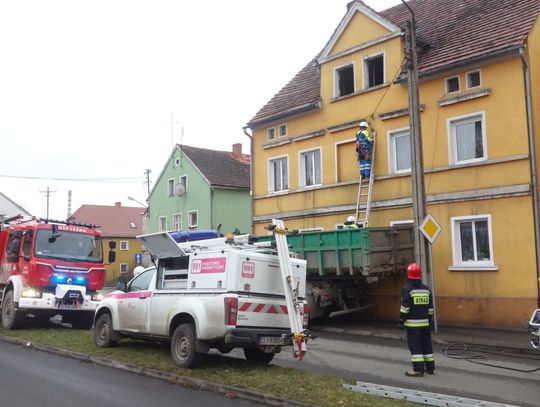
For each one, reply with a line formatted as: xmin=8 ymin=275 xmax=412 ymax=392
xmin=109 ymin=240 xmax=116 ymax=250
xmin=116 ymin=281 xmax=127 ymax=292
xmin=108 ymin=250 xmax=116 ymax=263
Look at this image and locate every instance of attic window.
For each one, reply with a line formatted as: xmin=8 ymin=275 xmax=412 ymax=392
xmin=335 ymin=64 xmax=355 ymax=97
xmin=279 ymin=124 xmax=287 ymax=137
xmin=267 ymin=127 xmax=275 ymax=141
xmin=446 ymin=76 xmax=460 ymax=93
xmin=130 ymin=222 xmax=137 ymax=228
xmin=467 ymin=70 xmax=481 ymax=89
xmin=364 ymin=54 xmax=384 ymax=88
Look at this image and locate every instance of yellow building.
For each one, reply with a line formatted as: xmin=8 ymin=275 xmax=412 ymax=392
xmin=247 ymin=0 xmax=540 ymax=328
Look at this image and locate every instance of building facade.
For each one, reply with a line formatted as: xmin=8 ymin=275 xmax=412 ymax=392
xmin=147 ymin=143 xmax=251 ymax=235
xmin=247 ymin=0 xmax=540 ymax=328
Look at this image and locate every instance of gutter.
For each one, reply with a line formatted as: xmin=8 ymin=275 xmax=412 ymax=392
xmin=242 ymin=126 xmax=254 ymax=233
xmin=519 ymin=46 xmax=540 ymax=307
xmin=210 ymin=187 xmax=214 ymax=230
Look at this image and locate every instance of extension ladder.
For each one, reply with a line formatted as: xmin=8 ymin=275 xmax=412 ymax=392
xmin=355 ymin=137 xmax=376 ymax=227
xmin=344 ymin=382 xmax=519 ymax=407
xmin=269 ymin=218 xmax=307 ymax=360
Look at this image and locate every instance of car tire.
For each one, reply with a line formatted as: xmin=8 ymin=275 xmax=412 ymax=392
xmin=171 ymin=323 xmax=201 ymax=368
xmin=94 ymin=313 xmax=120 ymax=347
xmin=70 ymin=311 xmax=95 ymax=330
xmin=243 ymin=348 xmax=275 ymax=364
xmin=1 ymin=290 xmax=21 ymax=330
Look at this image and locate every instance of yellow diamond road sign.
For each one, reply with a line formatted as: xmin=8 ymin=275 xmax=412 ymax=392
xmin=420 ymin=213 xmax=442 ymax=244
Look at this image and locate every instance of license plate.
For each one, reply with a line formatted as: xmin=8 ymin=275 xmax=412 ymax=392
xmin=259 ymin=336 xmax=285 ymax=346
xmin=58 ymin=303 xmax=81 ymax=309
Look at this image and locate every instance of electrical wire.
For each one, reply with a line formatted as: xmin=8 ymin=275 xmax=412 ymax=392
xmin=0 ymin=174 xmax=145 ymax=183
xmin=443 ymin=342 xmax=540 ymax=373
xmin=369 ymin=57 xmax=407 ymax=120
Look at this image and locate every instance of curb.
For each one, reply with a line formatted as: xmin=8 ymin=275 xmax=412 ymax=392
xmin=0 ymin=334 xmax=311 ymax=407
xmin=311 ymin=326 xmax=534 ymax=355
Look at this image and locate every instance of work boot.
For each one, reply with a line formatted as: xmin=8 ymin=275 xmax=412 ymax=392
xmin=426 ymin=370 xmax=434 ymax=375
xmin=405 ymin=370 xmax=424 ymax=377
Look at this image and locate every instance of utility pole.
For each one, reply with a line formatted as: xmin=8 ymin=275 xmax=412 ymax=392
xmin=40 ymin=186 xmax=57 ymax=219
xmin=403 ymin=2 xmax=430 ymax=285
xmin=144 ymin=169 xmax=151 ymax=197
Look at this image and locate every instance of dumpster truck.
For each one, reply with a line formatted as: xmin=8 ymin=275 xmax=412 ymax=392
xmin=0 ymin=216 xmax=115 ymax=329
xmin=258 ymin=225 xmax=415 ymax=319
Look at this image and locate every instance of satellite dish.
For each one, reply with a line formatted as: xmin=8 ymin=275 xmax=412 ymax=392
xmin=175 ymin=183 xmax=186 ymax=196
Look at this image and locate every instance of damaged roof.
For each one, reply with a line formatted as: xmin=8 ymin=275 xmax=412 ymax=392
xmin=248 ymin=0 xmax=540 ymax=127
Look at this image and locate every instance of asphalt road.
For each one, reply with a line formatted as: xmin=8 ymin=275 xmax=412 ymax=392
xmin=0 ymin=340 xmax=261 ymax=407
xmin=226 ymin=330 xmax=540 ymax=407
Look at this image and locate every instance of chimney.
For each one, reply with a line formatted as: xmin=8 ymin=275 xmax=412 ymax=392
xmin=232 ymin=143 xmax=242 ymax=159
xmin=115 ymin=202 xmax=121 ymax=207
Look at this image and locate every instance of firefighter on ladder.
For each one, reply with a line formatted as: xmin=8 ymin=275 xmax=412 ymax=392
xmin=399 ymin=263 xmax=435 ymax=377
xmin=356 ymin=121 xmax=374 ymax=180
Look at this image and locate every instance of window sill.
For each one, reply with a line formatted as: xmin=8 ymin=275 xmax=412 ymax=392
xmin=438 ymin=87 xmax=491 ymax=107
xmin=330 ymin=82 xmax=391 ymax=103
xmin=449 ymin=265 xmax=498 ymax=272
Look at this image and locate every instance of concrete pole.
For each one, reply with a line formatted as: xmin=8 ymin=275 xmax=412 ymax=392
xmin=404 ymin=17 xmax=430 ymax=287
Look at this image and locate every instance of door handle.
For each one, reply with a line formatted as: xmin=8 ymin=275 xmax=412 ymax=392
xmin=138 ymin=296 xmax=147 ymax=299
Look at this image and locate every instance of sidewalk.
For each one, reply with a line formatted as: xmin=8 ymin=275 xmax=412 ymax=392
xmin=311 ymin=319 xmax=534 ymax=354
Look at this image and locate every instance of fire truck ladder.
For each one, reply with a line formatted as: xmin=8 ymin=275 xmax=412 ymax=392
xmin=268 ymin=218 xmax=308 ymax=360
xmin=355 ymin=137 xmax=376 ymax=227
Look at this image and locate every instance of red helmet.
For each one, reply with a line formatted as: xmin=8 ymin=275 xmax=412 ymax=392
xmin=407 ymin=263 xmax=422 ymax=280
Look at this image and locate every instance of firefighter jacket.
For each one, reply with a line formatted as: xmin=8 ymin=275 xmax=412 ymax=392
xmin=399 ymin=280 xmax=434 ymax=328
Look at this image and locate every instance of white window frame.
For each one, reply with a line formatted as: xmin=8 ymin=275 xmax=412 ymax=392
xmin=388 ymin=127 xmax=411 ymax=174
xmin=120 ymin=240 xmax=129 ymax=251
xmin=173 ymin=213 xmax=182 ymax=231
xmin=267 ymin=127 xmax=276 ymax=141
xmin=278 ymin=123 xmax=288 ymax=137
xmin=179 ymin=175 xmax=188 ymax=195
xmin=298 ymin=147 xmax=322 ymax=188
xmin=167 ymin=178 xmax=175 ymax=197
xmin=159 ymin=216 xmax=167 ymax=232
xmin=363 ymin=52 xmax=385 ymax=89
xmin=268 ymin=155 xmax=289 ymax=193
xmin=451 ymin=214 xmax=495 ymax=269
xmin=447 ymin=111 xmax=487 ymax=165
xmin=334 ymin=61 xmax=356 ymax=98
xmin=466 ymin=69 xmax=481 ymax=89
xmin=445 ymin=75 xmax=460 ymax=93
xmin=188 ymin=210 xmax=198 ymax=229
xmin=120 ymin=263 xmax=129 ymax=274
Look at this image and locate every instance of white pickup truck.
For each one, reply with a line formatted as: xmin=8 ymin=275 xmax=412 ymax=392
xmin=93 ymin=230 xmax=308 ymax=368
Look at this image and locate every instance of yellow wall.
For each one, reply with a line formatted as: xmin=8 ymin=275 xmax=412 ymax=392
xmin=104 ymin=237 xmax=143 ymax=284
xmin=250 ymin=9 xmax=540 ymax=327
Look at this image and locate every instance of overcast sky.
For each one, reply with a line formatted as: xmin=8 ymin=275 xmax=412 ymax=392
xmin=0 ymin=0 xmax=403 ymax=220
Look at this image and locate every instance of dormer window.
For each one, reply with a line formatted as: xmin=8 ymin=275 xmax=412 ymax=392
xmin=335 ymin=63 xmax=355 ymax=97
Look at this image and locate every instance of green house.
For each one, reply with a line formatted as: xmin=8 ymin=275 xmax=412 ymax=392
xmin=147 ymin=143 xmax=251 ymax=235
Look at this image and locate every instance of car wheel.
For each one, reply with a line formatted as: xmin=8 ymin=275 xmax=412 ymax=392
xmin=94 ymin=313 xmax=120 ymax=347
xmin=243 ymin=348 xmax=275 ymax=364
xmin=70 ymin=312 xmax=95 ymax=330
xmin=1 ymin=290 xmax=21 ymax=330
xmin=171 ymin=323 xmax=201 ymax=368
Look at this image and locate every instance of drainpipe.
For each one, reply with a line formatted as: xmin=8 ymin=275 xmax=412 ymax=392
xmin=243 ymin=126 xmax=254 ymax=234
xmin=210 ymin=187 xmax=215 ymax=230
xmin=520 ymin=47 xmax=540 ymax=306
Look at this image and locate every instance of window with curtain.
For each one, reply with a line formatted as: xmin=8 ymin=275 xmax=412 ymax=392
xmin=269 ymin=157 xmax=288 ymax=192
xmin=452 ymin=215 xmax=493 ymax=267
xmin=300 ymin=149 xmax=321 ymax=187
xmin=390 ymin=129 xmax=411 ymax=173
xmin=450 ymin=114 xmax=486 ymax=164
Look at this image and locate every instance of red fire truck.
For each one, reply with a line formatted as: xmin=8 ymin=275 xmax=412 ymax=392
xmin=0 ymin=216 xmax=115 ymax=330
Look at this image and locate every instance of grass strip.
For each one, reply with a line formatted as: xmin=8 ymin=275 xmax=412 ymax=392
xmin=0 ymin=326 xmax=414 ymax=407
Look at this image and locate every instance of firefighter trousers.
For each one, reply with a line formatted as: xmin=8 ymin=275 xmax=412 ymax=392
xmin=406 ymin=327 xmax=435 ymax=373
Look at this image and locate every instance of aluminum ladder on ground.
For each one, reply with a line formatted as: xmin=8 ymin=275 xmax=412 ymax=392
xmin=344 ymin=381 xmax=520 ymax=407
xmin=269 ymin=218 xmax=307 ymax=360
xmin=355 ymin=137 xmax=375 ymax=227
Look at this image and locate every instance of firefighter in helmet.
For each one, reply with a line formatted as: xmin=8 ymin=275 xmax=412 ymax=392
xmin=399 ymin=262 xmax=435 ymax=377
